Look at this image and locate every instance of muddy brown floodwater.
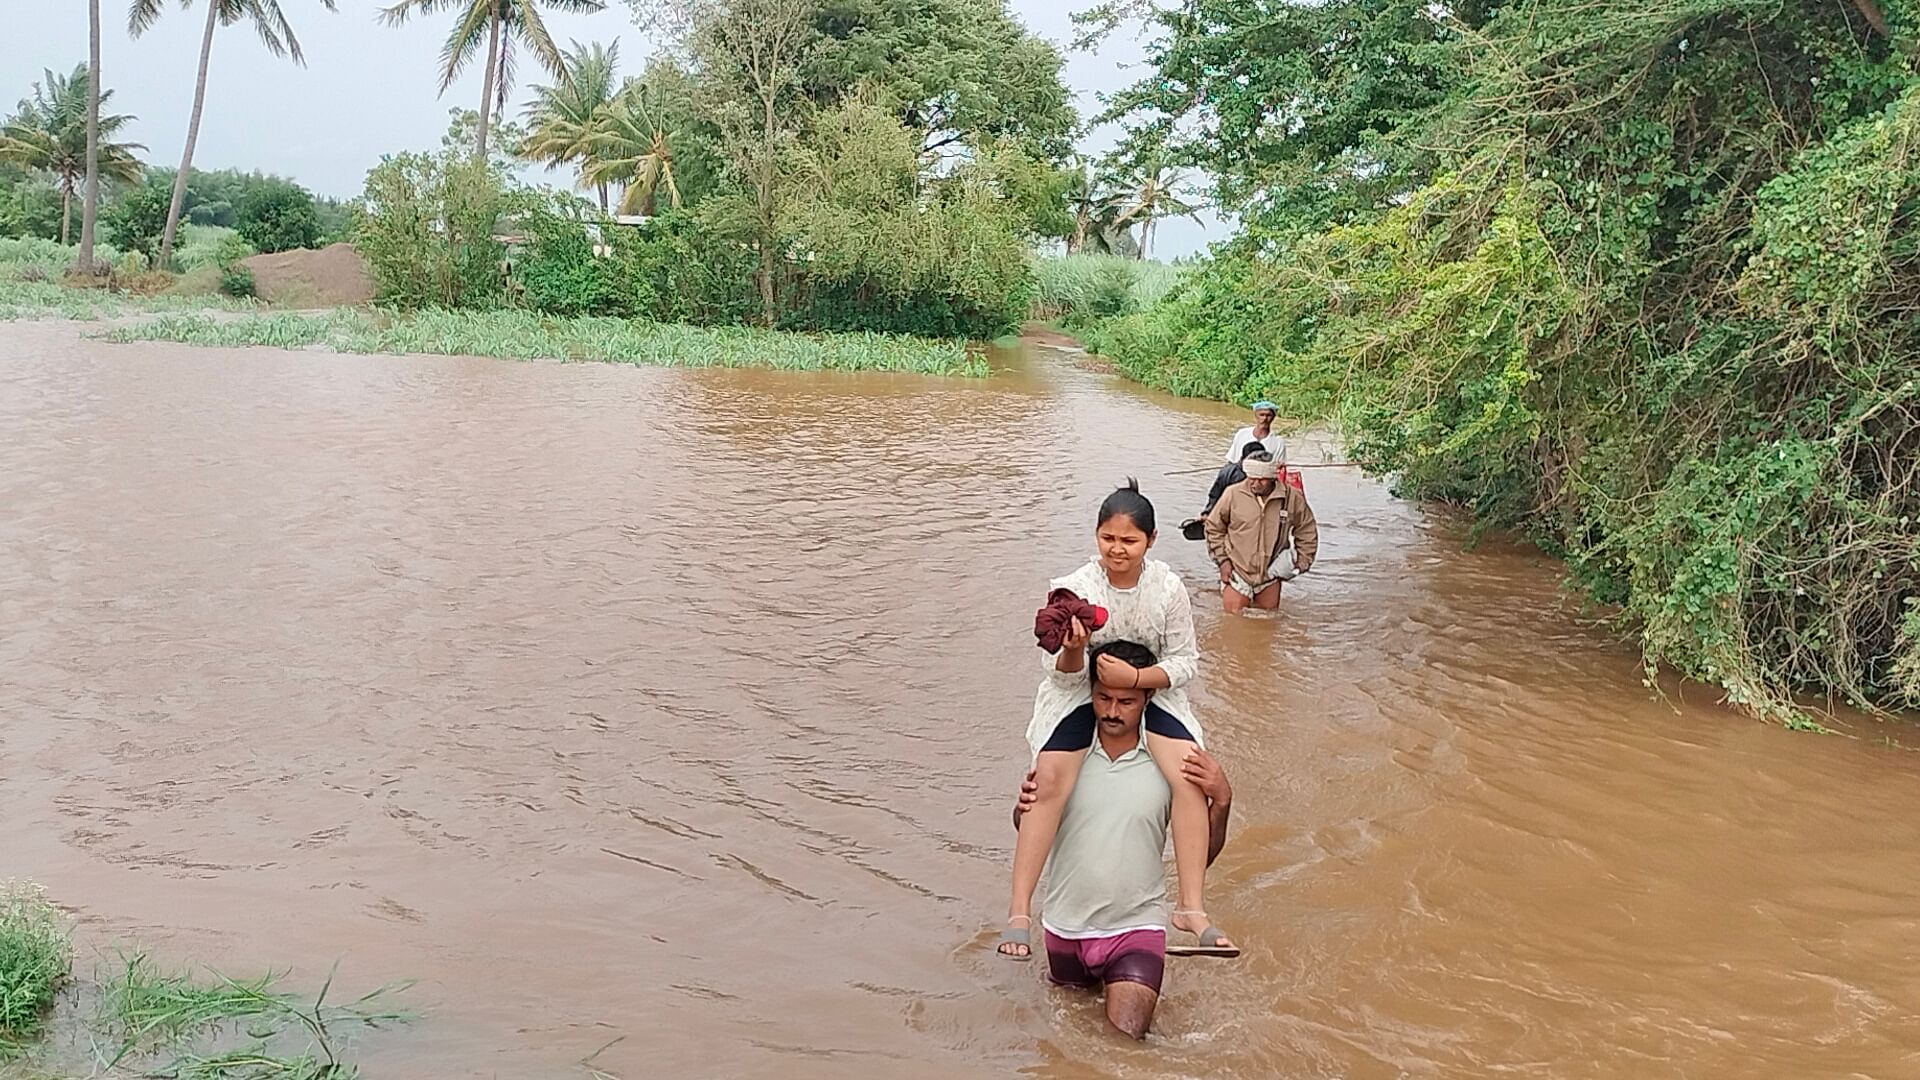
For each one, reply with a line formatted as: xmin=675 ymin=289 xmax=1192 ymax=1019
xmin=3 ymin=321 xmax=1919 ymax=1080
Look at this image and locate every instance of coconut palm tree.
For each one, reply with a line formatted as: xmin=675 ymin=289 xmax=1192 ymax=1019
xmin=520 ymin=38 xmax=621 ymax=208
xmin=582 ymin=85 xmax=681 ymax=217
xmin=0 ymin=66 xmax=145 ymax=245
xmin=1113 ymin=161 xmax=1202 ymax=260
xmin=379 ymin=0 xmax=606 ymax=164
xmin=1063 ymin=155 xmax=1123 ymax=255
xmin=79 ymin=0 xmax=105 ymax=270
xmin=128 ymin=0 xmax=339 ymax=269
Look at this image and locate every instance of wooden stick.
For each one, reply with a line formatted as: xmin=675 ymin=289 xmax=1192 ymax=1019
xmin=1164 ymin=462 xmax=1362 ymax=477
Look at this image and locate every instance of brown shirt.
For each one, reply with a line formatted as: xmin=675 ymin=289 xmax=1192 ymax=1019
xmin=1203 ymin=481 xmax=1319 ymax=582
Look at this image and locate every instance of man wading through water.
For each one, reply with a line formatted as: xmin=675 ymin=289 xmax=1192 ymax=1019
xmin=1205 ymin=450 xmax=1319 ymax=614
xmin=1012 ymin=640 xmax=1234 ymax=1039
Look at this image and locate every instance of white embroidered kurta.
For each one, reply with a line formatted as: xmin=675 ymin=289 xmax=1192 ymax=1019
xmin=1026 ymin=557 xmax=1204 ymax=758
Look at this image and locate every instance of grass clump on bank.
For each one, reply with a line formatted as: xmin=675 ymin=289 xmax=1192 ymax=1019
xmin=0 ymin=883 xmax=71 ymax=1055
xmin=108 ymin=308 xmax=986 ymax=377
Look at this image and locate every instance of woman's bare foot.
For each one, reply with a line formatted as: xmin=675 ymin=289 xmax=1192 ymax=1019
xmin=997 ymin=914 xmax=1033 ymax=959
xmin=1171 ymin=909 xmax=1235 ymax=950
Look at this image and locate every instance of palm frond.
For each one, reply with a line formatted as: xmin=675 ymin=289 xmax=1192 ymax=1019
xmin=436 ymin=0 xmax=494 ymax=93
xmin=127 ymin=0 xmax=169 ymax=38
xmin=508 ymin=0 xmax=569 ymax=82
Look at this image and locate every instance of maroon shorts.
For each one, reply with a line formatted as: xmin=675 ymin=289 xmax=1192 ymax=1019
xmin=1043 ymin=928 xmax=1165 ymax=995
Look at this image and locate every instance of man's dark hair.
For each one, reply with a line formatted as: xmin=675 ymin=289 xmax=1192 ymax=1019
xmin=1239 ymin=441 xmax=1269 ymax=461
xmin=1089 ymin=640 xmax=1159 ymax=688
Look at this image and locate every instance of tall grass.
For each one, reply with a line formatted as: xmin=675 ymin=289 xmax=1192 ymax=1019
xmin=1030 ymin=254 xmax=1184 ymax=328
xmin=0 ymin=882 xmax=71 ymax=1055
xmin=0 ymin=279 xmax=252 ymax=322
xmin=0 ymin=238 xmax=124 ymax=282
xmin=109 ymin=308 xmax=987 ymax=376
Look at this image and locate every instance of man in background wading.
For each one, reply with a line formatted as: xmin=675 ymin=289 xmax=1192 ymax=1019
xmin=1204 ymin=450 xmax=1319 ymax=613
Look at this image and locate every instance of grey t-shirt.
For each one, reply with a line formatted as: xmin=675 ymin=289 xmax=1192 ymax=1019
xmin=1039 ymin=732 xmax=1173 ymax=938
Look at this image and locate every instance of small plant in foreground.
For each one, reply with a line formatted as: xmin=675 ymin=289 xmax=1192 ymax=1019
xmin=0 ymin=881 xmax=71 ymax=1054
xmin=100 ymin=952 xmax=409 ymax=1079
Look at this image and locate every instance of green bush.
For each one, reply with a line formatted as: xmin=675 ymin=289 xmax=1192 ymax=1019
xmin=514 ymin=201 xmax=637 ymax=317
xmin=103 ymin=179 xmax=174 ymax=260
xmin=218 ymin=264 xmax=257 ymax=299
xmin=622 ymin=201 xmax=762 ymax=326
xmin=776 ymin=98 xmax=1037 ymax=339
xmin=512 ymin=198 xmax=762 ymax=326
xmin=0 ymin=880 xmax=71 ymax=1051
xmin=0 ymin=176 xmax=63 ymax=241
xmin=235 ymin=182 xmax=320 ymax=253
xmin=354 ymin=150 xmax=514 ymax=310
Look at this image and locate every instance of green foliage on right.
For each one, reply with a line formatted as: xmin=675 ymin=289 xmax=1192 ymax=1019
xmin=235 ymin=182 xmax=320 ymax=253
xmin=0 ymin=881 xmax=70 ymax=1053
xmin=1088 ymin=0 xmax=1920 ymax=720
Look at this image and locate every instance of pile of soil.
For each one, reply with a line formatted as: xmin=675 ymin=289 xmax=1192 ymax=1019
xmin=240 ymin=242 xmax=375 ymax=308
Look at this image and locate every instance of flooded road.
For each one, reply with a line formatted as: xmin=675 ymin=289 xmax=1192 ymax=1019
xmin=3 ymin=320 xmax=1919 ymax=1079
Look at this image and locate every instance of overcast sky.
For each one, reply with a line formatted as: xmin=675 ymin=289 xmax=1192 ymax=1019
xmin=4 ymin=1 xmax=1213 ymax=259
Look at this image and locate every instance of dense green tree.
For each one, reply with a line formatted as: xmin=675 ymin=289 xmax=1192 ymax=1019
xmin=0 ymin=66 xmax=144 ymax=245
xmin=236 ymin=181 xmax=320 ymax=251
xmin=805 ymin=0 xmax=1076 ymax=160
xmin=1095 ymin=0 xmax=1473 ymax=239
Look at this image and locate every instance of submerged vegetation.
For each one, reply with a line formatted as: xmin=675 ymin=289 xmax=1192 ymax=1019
xmin=108 ymin=308 xmax=983 ymax=375
xmin=1075 ymin=0 xmax=1920 ymax=721
xmin=0 ymin=882 xmax=405 ymax=1078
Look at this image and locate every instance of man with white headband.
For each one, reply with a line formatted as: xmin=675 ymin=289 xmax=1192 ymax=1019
xmin=1203 ymin=449 xmax=1319 ymax=613
xmin=1225 ymin=401 xmax=1286 ymax=465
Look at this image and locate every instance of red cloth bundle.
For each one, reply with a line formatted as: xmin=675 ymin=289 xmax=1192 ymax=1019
xmin=1034 ymin=588 xmax=1109 ymax=653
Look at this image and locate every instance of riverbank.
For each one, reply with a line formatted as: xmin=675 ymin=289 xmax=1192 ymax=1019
xmin=105 ymin=308 xmax=982 ymax=376
xmin=1 ymin=275 xmax=982 ymax=378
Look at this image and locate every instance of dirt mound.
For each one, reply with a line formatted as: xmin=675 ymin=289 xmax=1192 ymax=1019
xmin=241 ymin=243 xmax=375 ymax=308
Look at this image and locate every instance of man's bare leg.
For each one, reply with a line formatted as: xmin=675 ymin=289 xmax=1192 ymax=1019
xmin=1251 ymin=580 xmax=1282 ymax=610
xmin=1221 ymin=582 xmax=1249 ymax=614
xmin=1104 ymin=980 xmax=1158 ymax=1040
